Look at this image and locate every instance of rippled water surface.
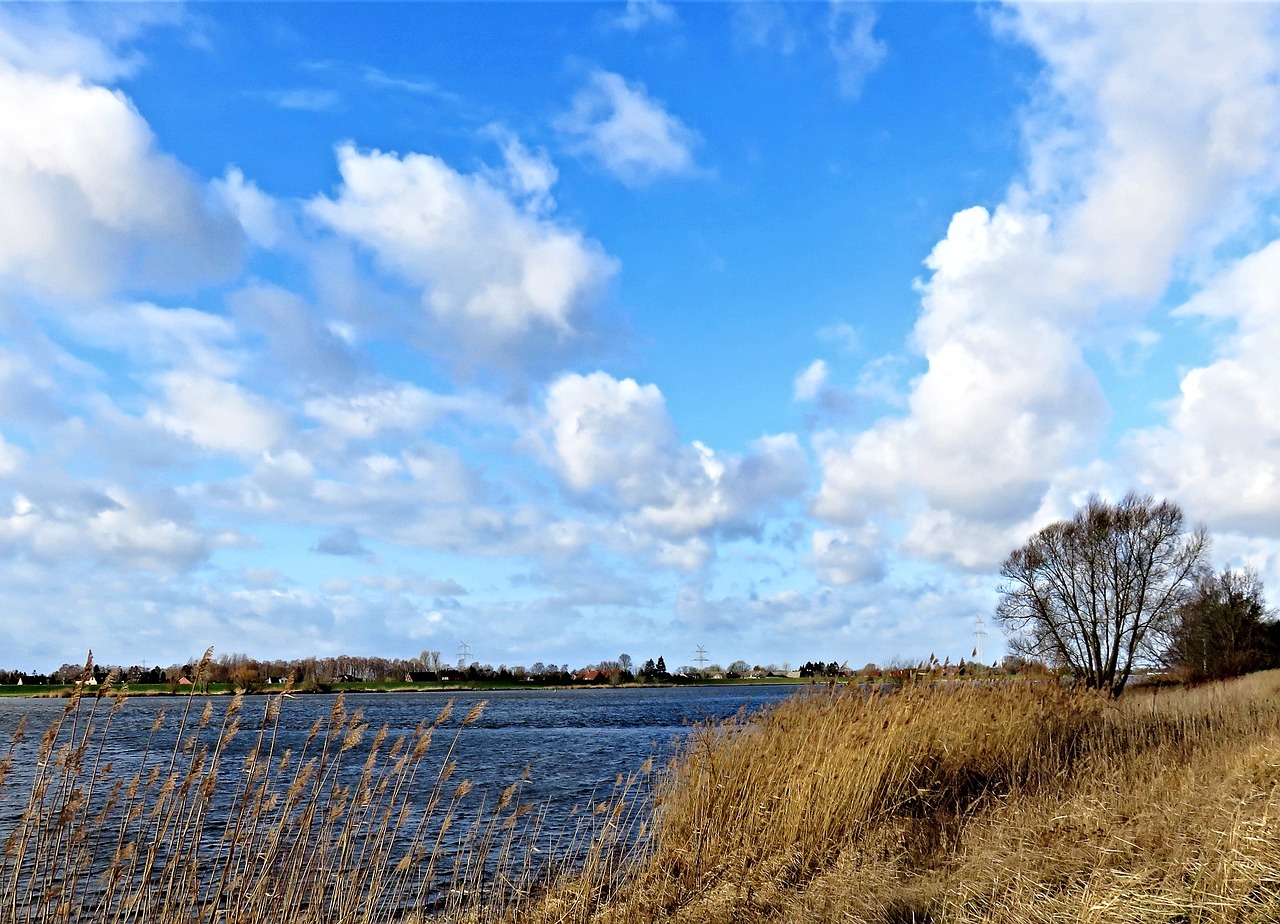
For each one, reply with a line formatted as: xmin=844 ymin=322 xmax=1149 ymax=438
xmin=0 ymin=685 xmax=802 ymax=830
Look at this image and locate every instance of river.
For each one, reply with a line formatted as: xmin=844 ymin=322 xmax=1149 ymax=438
xmin=0 ymin=684 xmax=802 ymax=915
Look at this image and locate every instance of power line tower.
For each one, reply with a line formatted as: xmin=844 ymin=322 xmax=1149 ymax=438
xmin=694 ymin=645 xmax=708 ymax=671
xmin=973 ymin=614 xmax=988 ymax=664
xmin=457 ymin=640 xmax=472 ymax=671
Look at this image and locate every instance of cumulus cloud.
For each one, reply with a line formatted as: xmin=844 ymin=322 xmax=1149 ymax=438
xmin=148 ymin=373 xmax=288 ymax=455
xmin=1133 ymin=241 xmax=1280 ymax=534
xmin=542 ymin=372 xmax=808 ymax=552
xmin=304 ymin=384 xmax=459 ymax=441
xmin=545 ymin=372 xmax=676 ymax=503
xmin=810 ymin=526 xmax=884 ymax=585
xmin=0 ymin=4 xmax=181 ymax=82
xmin=557 ymin=71 xmax=699 ymax=185
xmin=0 ymin=59 xmax=242 ymax=299
xmin=228 ymin=284 xmax=361 ymax=388
xmin=309 ymin=143 xmax=616 ymax=371
xmin=0 ymin=488 xmax=243 ymax=572
xmin=814 ymin=3 xmax=1280 ymax=569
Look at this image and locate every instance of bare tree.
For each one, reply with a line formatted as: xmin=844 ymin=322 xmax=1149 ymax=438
xmin=996 ymin=493 xmax=1208 ymax=697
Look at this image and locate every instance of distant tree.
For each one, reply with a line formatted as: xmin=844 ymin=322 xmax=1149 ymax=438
xmin=655 ymin=656 xmax=668 ymax=678
xmin=996 ymin=493 xmax=1208 ymax=697
xmin=1166 ymin=568 xmax=1277 ymax=682
xmin=618 ymin=653 xmax=632 ymax=674
xmin=727 ymin=660 xmax=750 ymax=677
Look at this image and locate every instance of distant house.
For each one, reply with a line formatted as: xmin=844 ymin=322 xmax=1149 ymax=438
xmin=405 ymin=671 xmax=439 ymax=683
xmin=177 ymin=676 xmax=194 ymax=686
xmin=574 ymin=669 xmax=604 ymax=683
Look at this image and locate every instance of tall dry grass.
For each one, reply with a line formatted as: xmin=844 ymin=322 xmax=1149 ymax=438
xmin=512 ymin=674 xmax=1280 ymax=924
xmin=4 ymin=659 xmax=1280 ymax=924
xmin=0 ymin=651 xmax=558 ymax=924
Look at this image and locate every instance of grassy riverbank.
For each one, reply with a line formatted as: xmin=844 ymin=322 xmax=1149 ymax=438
xmin=2 ymin=672 xmax=1278 ymax=923
xmin=528 ymin=672 xmax=1280 ymax=924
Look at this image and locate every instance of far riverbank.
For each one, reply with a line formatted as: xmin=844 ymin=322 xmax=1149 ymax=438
xmin=0 ymin=676 xmax=810 ymax=698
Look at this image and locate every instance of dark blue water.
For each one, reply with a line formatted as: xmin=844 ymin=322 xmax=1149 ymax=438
xmin=0 ymin=685 xmax=801 ymax=837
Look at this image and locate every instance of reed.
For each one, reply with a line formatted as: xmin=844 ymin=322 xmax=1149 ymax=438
xmin=3 ymin=661 xmax=1279 ymax=924
xmin=538 ymin=673 xmax=1280 ymax=924
xmin=0 ymin=652 xmax=543 ymax=924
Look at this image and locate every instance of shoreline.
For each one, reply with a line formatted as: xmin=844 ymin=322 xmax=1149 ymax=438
xmin=0 ymin=677 xmax=815 ymax=699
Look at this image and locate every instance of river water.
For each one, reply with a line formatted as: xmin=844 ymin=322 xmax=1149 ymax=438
xmin=0 ymin=684 xmax=802 ymax=884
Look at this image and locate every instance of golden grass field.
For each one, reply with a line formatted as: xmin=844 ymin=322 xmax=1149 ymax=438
xmin=3 ymin=659 xmax=1279 ymax=923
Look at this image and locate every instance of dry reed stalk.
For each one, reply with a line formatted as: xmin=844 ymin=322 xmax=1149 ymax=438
xmin=0 ymin=658 xmax=549 ymax=924
xmin=522 ymin=674 xmax=1280 ymax=924
xmin=6 ymin=668 xmax=1280 ymax=924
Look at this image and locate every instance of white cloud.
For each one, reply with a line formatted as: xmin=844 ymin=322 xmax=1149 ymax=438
xmin=1133 ymin=240 xmax=1280 ymax=534
xmin=0 ymin=434 xmax=23 ymax=474
xmin=732 ymin=4 xmax=800 ymax=56
xmin=212 ymin=167 xmax=284 ymax=248
xmin=827 ymin=1 xmax=886 ymax=98
xmin=309 ymin=143 xmax=616 ymax=370
xmin=73 ymin=303 xmax=241 ymax=377
xmin=813 ymin=4 xmax=1280 ymax=570
xmin=0 ymin=488 xmax=242 ymax=573
xmin=610 ymin=0 xmax=677 ymax=33
xmin=401 ymin=443 xmax=481 ymax=505
xmin=810 ymin=526 xmax=884 ymax=585
xmin=313 ymin=526 xmax=370 ymax=557
xmin=557 ymin=71 xmax=699 ymax=186
xmin=304 ymin=384 xmax=464 ymax=441
xmin=818 ymin=321 xmax=859 ymax=352
xmin=793 ymin=359 xmax=829 ymax=402
xmin=0 ymin=61 xmax=242 ymax=299
xmin=148 ymin=373 xmax=288 ymax=455
xmin=0 ymin=4 xmax=180 ymax=82
xmin=486 ymin=125 xmax=558 ymax=214
xmin=545 ymin=371 xmax=676 ymax=503
xmin=264 ymin=88 xmax=341 ymax=112
xmin=542 ymin=372 xmax=807 ymax=550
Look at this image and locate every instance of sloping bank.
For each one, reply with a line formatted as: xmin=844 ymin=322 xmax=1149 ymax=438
xmin=527 ymin=672 xmax=1280 ymax=924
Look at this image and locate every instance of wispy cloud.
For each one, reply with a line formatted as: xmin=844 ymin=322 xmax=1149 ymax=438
xmin=608 ymin=0 xmax=678 ymax=34
xmin=827 ymin=1 xmax=886 ymax=98
xmin=261 ymin=88 xmax=341 ymax=112
xmin=557 ymin=71 xmax=700 ymax=186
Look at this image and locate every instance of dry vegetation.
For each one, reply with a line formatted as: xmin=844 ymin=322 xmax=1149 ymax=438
xmin=529 ymin=674 xmax=1280 ymax=924
xmin=3 ymin=655 xmax=1279 ymax=924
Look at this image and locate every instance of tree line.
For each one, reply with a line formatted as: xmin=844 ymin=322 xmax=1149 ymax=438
xmin=1 ymin=651 xmax=825 ymax=688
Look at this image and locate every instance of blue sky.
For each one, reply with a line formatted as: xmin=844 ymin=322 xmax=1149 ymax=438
xmin=3 ymin=2 xmax=1280 ymax=673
